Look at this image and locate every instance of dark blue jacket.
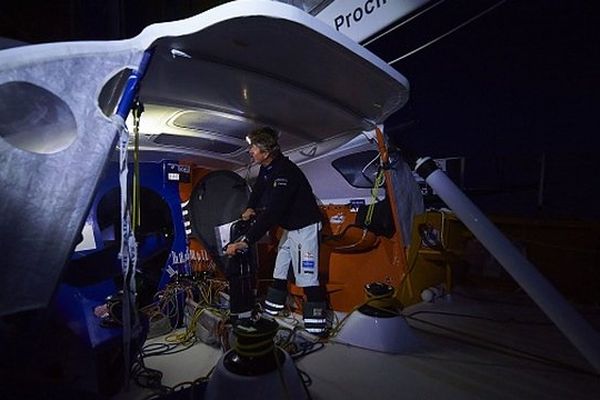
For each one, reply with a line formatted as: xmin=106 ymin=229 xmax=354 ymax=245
xmin=245 ymin=153 xmax=321 ymax=244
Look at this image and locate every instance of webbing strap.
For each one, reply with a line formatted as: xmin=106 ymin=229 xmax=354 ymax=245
xmin=365 ymin=168 xmax=385 ymax=227
xmin=113 ymin=115 xmax=139 ymax=388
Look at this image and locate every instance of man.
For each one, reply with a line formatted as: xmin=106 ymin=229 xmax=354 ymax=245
xmin=225 ymin=127 xmax=328 ymax=336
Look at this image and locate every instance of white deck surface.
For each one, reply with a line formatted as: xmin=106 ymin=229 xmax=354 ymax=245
xmin=113 ymin=287 xmax=600 ymax=399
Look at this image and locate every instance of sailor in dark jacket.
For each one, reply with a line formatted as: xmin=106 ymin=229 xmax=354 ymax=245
xmin=226 ymin=127 xmax=328 ymax=335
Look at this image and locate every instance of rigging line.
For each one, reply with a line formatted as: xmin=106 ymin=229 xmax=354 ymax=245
xmin=388 ymin=0 xmax=508 ymax=66
xmin=363 ymin=0 xmax=449 ymax=47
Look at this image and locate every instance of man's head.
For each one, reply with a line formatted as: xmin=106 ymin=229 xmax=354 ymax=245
xmin=246 ymin=127 xmax=280 ymax=165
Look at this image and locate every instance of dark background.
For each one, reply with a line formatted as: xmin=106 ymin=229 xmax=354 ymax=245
xmin=1 ymin=0 xmax=599 ymax=220
xmin=372 ymin=0 xmax=600 ymax=221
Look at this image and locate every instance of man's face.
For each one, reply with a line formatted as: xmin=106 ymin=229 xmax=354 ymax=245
xmin=248 ymin=144 xmax=270 ymax=165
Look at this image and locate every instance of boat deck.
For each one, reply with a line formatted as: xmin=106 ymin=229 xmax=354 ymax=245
xmin=112 ymin=285 xmax=600 ymax=399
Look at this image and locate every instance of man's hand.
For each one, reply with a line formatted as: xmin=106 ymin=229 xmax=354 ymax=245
xmin=241 ymin=208 xmax=256 ymax=221
xmin=225 ymin=241 xmax=249 ymax=256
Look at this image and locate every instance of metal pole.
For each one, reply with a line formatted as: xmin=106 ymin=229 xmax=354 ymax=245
xmin=414 ymin=156 xmax=600 ymax=373
xmin=116 ymin=49 xmax=154 ymax=120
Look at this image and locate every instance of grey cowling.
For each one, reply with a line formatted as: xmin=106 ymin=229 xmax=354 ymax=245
xmin=0 ymin=42 xmax=142 ymax=317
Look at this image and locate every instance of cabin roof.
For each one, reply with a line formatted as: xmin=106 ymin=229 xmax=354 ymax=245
xmin=114 ymin=0 xmax=410 ymax=168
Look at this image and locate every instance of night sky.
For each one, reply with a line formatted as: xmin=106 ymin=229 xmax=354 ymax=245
xmin=1 ymin=0 xmax=599 ymax=220
xmin=368 ymin=0 xmax=600 ymax=220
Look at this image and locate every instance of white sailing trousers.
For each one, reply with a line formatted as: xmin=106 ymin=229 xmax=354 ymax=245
xmin=273 ymin=222 xmax=320 ymax=287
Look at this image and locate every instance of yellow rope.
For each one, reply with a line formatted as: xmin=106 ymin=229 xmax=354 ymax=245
xmin=364 ymin=290 xmax=403 ymax=315
xmin=233 ymin=337 xmax=276 ymax=357
xmin=365 ymin=169 xmax=385 ymax=226
xmin=233 ymin=325 xmax=279 ymax=357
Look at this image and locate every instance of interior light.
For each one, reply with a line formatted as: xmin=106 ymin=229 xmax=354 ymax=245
xmin=170 ymin=49 xmax=192 ymax=59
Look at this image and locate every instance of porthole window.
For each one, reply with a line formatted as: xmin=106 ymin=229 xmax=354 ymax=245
xmin=0 ymin=81 xmax=77 ymax=154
